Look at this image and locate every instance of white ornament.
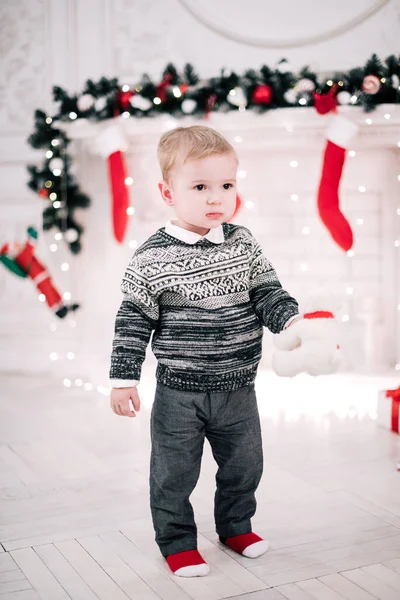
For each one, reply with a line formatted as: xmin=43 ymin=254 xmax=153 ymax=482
xmin=181 ymin=99 xmax=197 ymax=114
xmin=392 ymin=74 xmax=400 ymax=89
xmin=277 ymin=60 xmax=292 ymax=74
xmin=336 ymin=91 xmax=352 ymax=105
xmin=65 ymin=228 xmax=79 ymax=243
xmin=227 ymin=87 xmax=247 ymax=107
xmin=49 ymin=157 xmax=63 ymax=171
xmin=284 ymin=89 xmax=297 ymax=104
xmin=94 ymin=97 xmax=107 ymax=112
xmin=77 ymin=94 xmax=95 ymax=112
xmin=130 ymin=94 xmax=152 ymax=111
xmin=294 ymin=78 xmax=315 ymax=93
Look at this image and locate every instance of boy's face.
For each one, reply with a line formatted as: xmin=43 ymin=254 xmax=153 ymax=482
xmin=158 ymin=152 xmax=238 ymax=236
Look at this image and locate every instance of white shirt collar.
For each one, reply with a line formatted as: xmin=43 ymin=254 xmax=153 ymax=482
xmin=164 ymin=221 xmax=225 ymax=245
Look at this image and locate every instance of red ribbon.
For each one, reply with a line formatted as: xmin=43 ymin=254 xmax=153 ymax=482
xmin=385 ymin=387 xmax=400 ymax=433
xmin=303 ymin=311 xmax=334 ymax=319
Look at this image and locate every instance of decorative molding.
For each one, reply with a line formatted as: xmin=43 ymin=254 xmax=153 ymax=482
xmin=0 ymin=0 xmax=48 ymax=133
xmin=177 ymin=0 xmax=391 ymax=48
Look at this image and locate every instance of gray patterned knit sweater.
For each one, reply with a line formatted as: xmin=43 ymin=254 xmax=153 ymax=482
xmin=110 ymin=223 xmax=299 ymax=392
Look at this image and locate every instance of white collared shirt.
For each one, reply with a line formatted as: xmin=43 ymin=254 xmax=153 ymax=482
xmin=165 ymin=220 xmax=225 ymax=245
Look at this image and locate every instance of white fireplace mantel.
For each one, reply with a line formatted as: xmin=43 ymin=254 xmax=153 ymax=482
xmin=58 ymin=104 xmax=400 ymax=152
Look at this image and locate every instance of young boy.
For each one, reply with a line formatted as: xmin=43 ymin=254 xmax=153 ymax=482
xmin=109 ymin=125 xmax=302 ymax=577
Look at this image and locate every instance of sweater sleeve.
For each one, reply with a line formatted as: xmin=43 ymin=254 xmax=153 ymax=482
xmin=248 ymin=235 xmax=299 ymax=334
xmin=109 ymin=253 xmax=159 ymax=381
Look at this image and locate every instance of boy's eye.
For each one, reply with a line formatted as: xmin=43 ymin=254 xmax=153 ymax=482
xmin=194 ymin=184 xmax=205 ymax=191
xmin=223 ymin=183 xmax=233 ymax=190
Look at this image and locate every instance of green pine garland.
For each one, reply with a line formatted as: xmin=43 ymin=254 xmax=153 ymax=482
xmin=27 ymin=54 xmax=400 ymax=254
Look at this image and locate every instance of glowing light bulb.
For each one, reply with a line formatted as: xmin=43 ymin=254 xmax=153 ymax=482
xmin=63 ymin=378 xmax=72 ymax=387
xmin=347 ymin=250 xmax=355 ymax=257
xmin=384 ymin=113 xmax=391 ymax=120
xmin=366 ymin=118 xmax=372 ymax=125
xmin=67 ymin=352 xmax=75 ymax=360
xmin=122 ymin=84 xmax=130 ymax=92
xmin=348 ymin=150 xmax=356 ymax=157
xmin=84 ymin=383 xmax=93 ymax=391
xmin=358 ymin=185 xmax=366 ymax=193
xmin=290 ymin=194 xmax=299 ymax=202
xmin=245 ymin=201 xmax=255 ymax=209
xmin=125 ymin=177 xmax=133 ymax=185
xmin=49 ymin=352 xmax=58 ymax=361
xmin=238 ymin=170 xmax=247 ymax=178
xmin=357 ymin=218 xmax=364 ymax=225
xmin=347 ymin=287 xmax=353 ymax=295
xmin=342 ymin=314 xmax=350 ymax=322
xmin=69 ymin=112 xmax=77 ymax=120
xmin=126 ymin=207 xmax=135 ymax=215
xmin=50 ymin=244 xmax=57 ymax=252
xmin=290 ymin=160 xmax=298 ymax=168
xmin=46 ymin=150 xmax=53 ymax=159
xmin=54 ymin=233 xmax=63 ymax=240
xmin=172 ymin=86 xmax=182 ymax=98
xmin=38 ymin=294 xmax=46 ymax=302
xmin=153 ymin=97 xmax=162 ymax=105
xmin=122 ymin=111 xmax=130 ymax=118
xmin=300 ymin=263 xmax=308 ymax=272
xmin=63 ymin=292 xmax=71 ymax=300
xmin=302 ymin=227 xmax=310 ymax=235
xmin=128 ymin=240 xmax=138 ymax=249
xmin=61 ymin=263 xmax=70 ymax=271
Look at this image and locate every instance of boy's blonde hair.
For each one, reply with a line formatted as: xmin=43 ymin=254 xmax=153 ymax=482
xmin=157 ymin=125 xmax=238 ymax=182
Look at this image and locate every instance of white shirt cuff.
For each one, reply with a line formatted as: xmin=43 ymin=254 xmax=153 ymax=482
xmin=283 ymin=314 xmax=301 ymax=329
xmin=110 ymin=379 xmax=139 ymax=388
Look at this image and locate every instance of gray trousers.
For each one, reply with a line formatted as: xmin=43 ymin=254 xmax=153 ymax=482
xmin=149 ymin=381 xmax=263 ymax=557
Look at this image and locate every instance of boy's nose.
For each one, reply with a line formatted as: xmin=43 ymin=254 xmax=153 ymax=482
xmin=207 ymin=195 xmax=222 ymax=205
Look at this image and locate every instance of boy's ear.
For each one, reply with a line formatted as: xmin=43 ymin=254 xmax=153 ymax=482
xmin=158 ymin=181 xmax=174 ymax=206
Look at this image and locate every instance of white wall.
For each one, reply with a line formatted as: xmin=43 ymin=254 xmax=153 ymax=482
xmin=0 ymin=0 xmax=399 ymax=381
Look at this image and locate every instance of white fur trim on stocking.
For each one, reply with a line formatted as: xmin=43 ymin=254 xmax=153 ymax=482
xmin=326 ymin=114 xmax=359 ymax=149
xmin=95 ymin=124 xmax=128 ymax=158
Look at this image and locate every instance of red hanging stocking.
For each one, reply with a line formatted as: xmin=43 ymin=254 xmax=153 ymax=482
xmin=228 ymin=194 xmax=242 ymax=222
xmin=97 ymin=125 xmax=130 ymax=243
xmin=317 ymin=114 xmax=358 ymax=252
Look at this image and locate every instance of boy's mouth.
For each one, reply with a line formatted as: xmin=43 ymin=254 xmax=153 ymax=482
xmin=206 ymin=212 xmax=223 ymax=218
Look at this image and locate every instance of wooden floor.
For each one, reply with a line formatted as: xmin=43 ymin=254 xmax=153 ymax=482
xmin=1 ymin=370 xmax=400 ymax=600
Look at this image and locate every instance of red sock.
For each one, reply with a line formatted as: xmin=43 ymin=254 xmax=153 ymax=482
xmin=166 ymin=550 xmax=208 ymax=576
xmin=220 ymin=532 xmax=269 ymax=557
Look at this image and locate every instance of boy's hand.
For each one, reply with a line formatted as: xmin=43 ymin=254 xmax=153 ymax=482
xmin=110 ymin=387 xmax=141 ymax=417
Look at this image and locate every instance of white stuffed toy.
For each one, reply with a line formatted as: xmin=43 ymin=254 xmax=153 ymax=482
xmin=272 ymin=296 xmax=341 ymax=377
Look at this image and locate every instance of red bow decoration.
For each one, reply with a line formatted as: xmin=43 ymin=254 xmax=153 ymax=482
xmin=385 ymin=387 xmax=400 ymax=433
xmin=313 ymin=85 xmax=338 ymax=115
xmin=157 ymin=73 xmax=173 ymax=102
